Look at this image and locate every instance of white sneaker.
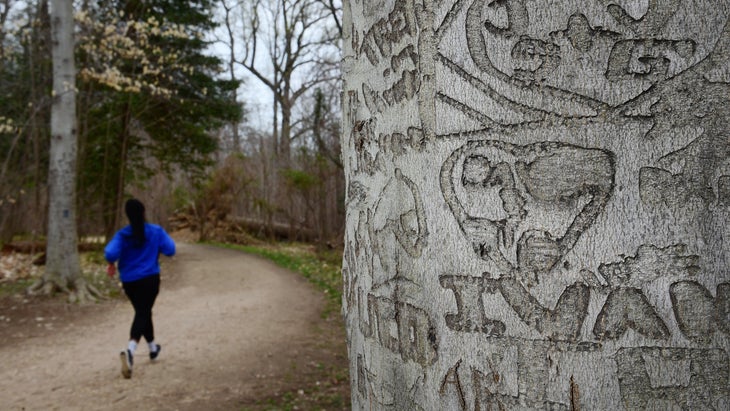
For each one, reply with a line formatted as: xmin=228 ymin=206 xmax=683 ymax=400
xmin=120 ymin=350 xmax=133 ymax=378
xmin=150 ymin=344 xmax=161 ymax=360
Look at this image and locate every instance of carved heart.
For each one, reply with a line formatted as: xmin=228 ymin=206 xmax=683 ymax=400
xmin=462 ymin=0 xmax=729 ymax=108
xmin=440 ymin=140 xmax=615 ymax=275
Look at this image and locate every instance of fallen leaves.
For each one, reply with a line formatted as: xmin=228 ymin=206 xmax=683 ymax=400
xmin=0 ymin=253 xmax=41 ymax=283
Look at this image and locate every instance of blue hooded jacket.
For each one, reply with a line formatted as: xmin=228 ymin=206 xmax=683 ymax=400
xmin=104 ymin=223 xmax=176 ymax=283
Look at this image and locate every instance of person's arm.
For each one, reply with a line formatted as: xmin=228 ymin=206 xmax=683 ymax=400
xmin=159 ymin=228 xmax=176 ymax=257
xmin=104 ymin=233 xmax=121 ymax=278
xmin=105 ymin=233 xmax=122 ymax=263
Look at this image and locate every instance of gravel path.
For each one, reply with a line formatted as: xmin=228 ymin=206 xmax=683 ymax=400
xmin=0 ymin=243 xmax=327 ymax=410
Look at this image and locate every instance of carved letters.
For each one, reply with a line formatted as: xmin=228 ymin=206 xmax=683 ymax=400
xmin=439 ymin=246 xmax=729 ymax=343
xmin=593 ymin=287 xmax=670 ymax=340
xmin=670 ymin=281 xmax=730 ymax=343
xmin=346 ymin=0 xmax=730 ymax=409
xmin=360 ymin=1 xmax=417 ymax=67
xmin=616 ymin=348 xmax=729 ymax=409
xmin=361 ymin=293 xmax=437 ymax=367
xmin=498 ymin=278 xmax=589 ymax=341
xmin=439 ymin=274 xmax=505 ymax=336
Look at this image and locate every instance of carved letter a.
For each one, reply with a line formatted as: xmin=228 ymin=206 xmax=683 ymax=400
xmin=593 ymin=288 xmax=670 ymax=340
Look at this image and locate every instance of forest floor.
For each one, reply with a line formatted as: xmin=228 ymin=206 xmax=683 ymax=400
xmin=0 ymin=242 xmax=350 ymax=410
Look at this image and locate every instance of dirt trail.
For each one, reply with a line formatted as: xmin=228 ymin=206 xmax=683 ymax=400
xmin=0 ymin=243 xmax=330 ymax=410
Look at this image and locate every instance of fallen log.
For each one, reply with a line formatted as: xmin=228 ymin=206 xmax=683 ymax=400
xmin=2 ymin=242 xmax=104 ymax=255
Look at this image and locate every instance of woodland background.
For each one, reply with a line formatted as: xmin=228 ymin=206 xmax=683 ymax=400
xmin=0 ymin=0 xmax=344 ymax=248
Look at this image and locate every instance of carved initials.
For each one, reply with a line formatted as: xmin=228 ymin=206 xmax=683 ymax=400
xmin=439 ymin=360 xmax=466 ymax=410
xmin=670 ymin=281 xmax=730 ymax=343
xmin=498 ymin=278 xmax=590 ymax=341
xmin=593 ymin=288 xmax=670 ymax=340
xmin=440 ymin=274 xmax=505 ymax=336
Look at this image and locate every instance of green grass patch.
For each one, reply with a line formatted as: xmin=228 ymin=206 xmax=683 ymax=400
xmin=0 ymin=278 xmax=34 ymax=298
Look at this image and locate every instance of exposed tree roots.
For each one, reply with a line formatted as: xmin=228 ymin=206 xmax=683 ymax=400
xmin=27 ymin=276 xmax=105 ymax=303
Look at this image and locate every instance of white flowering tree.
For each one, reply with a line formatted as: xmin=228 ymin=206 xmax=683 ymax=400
xmin=74 ymin=0 xmax=241 ymax=239
xmin=19 ymin=0 xmax=239 ymax=299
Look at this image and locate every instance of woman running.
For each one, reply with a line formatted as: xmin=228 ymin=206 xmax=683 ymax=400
xmin=105 ymin=198 xmax=176 ymax=378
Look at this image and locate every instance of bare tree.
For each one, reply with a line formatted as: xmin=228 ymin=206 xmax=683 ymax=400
xmin=220 ymin=0 xmax=244 ymax=152
xmin=213 ymin=0 xmax=340 ymax=239
xmin=343 ymin=1 xmax=730 ymax=409
xmin=31 ymin=0 xmax=100 ymax=301
xmin=316 ymin=0 xmax=341 ymax=37
xmin=236 ymin=0 xmax=339 ymax=163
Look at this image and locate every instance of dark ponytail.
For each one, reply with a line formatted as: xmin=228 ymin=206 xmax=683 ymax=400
xmin=125 ymin=198 xmax=146 ymax=247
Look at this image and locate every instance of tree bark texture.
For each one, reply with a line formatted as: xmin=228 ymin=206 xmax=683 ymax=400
xmin=46 ymin=0 xmax=82 ymax=287
xmin=341 ymin=1 xmax=730 ymax=410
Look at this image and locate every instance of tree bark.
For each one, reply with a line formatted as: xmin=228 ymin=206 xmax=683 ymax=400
xmin=38 ymin=0 xmax=99 ymax=302
xmin=342 ymin=1 xmax=730 ymax=409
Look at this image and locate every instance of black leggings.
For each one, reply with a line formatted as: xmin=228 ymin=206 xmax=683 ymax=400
xmin=122 ymin=274 xmax=160 ymax=342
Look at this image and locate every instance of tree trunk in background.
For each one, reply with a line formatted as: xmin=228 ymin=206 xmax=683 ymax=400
xmin=342 ymin=1 xmax=729 ymax=409
xmin=47 ymin=0 xmax=79 ymax=276
xmin=38 ymin=0 xmax=99 ymax=302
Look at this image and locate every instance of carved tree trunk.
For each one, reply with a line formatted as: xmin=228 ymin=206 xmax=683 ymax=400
xmin=341 ymin=1 xmax=730 ymax=410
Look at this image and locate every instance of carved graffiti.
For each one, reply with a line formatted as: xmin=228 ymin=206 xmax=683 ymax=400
xmin=354 ymin=352 xmax=425 ymax=409
xmin=440 ymin=344 xmax=730 ymax=409
xmin=352 ymin=118 xmax=426 ymax=174
xmin=359 ymin=0 xmax=423 ymax=118
xmin=440 ymin=273 xmax=589 ymax=340
xmin=343 ymin=210 xmax=370 ymax=313
xmin=364 ymin=45 xmax=421 ymax=114
xmin=459 ymin=0 xmax=728 ymax=108
xmin=598 ymin=244 xmax=700 ymax=287
xmin=497 ymin=278 xmax=590 ymax=341
xmin=371 ymin=168 xmax=428 ymax=287
xmin=360 ymin=0 xmax=418 ymax=67
xmin=360 ymin=293 xmax=438 ymax=366
xmin=670 ymin=281 xmax=730 ymax=343
xmin=439 ymin=339 xmax=601 ymax=410
xmin=616 ymin=348 xmax=729 ymax=410
xmin=438 ymin=345 xmax=730 ymax=409
xmin=441 ymin=140 xmax=615 ymax=277
xmin=439 ymin=274 xmax=505 ymax=336
xmin=606 ymin=39 xmax=696 ymax=81
xmin=439 ymin=243 xmax=725 ymax=343
xmin=352 ymin=118 xmax=383 ymax=175
xmin=349 ymin=96 xmax=425 ymax=176
xmin=346 ymin=0 xmax=730 ymax=408
xmin=640 ymin=127 xmax=730 ymax=208
xmin=378 ymin=127 xmax=425 ymax=155
xmin=440 ymin=360 xmax=466 ymax=410
xmin=593 ymin=287 xmax=670 ymax=340
xmin=429 ymin=0 xmax=730 ymax=136
xmin=359 ymin=170 xmax=436 ymax=370
xmin=433 ymin=140 xmax=726 ymax=343
xmin=635 ymin=73 xmax=730 ymax=211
